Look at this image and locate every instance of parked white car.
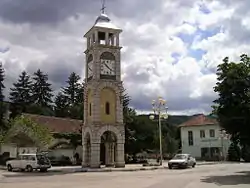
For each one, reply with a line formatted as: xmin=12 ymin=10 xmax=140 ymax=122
xmin=6 ymin=153 xmax=51 ymax=172
xmin=168 ymin=154 xmax=196 ymax=169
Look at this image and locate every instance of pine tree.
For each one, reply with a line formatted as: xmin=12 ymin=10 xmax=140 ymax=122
xmin=0 ymin=63 xmax=4 ymax=103
xmin=76 ymin=81 xmax=84 ymax=105
xmin=0 ymin=62 xmax=5 ymax=131
xmin=31 ymin=69 xmax=53 ymax=108
xmin=61 ymin=72 xmax=83 ymax=119
xmin=62 ymin=72 xmax=81 ymax=105
xmin=9 ymin=71 xmax=32 ymax=113
xmin=54 ymin=92 xmax=69 ymax=117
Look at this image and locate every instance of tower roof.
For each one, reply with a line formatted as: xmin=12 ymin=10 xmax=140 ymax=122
xmin=93 ymin=13 xmax=121 ymax=30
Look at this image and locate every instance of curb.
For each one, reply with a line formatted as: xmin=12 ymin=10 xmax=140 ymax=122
xmin=196 ymin=162 xmax=219 ymax=166
xmin=52 ymin=166 xmax=167 ymax=173
xmin=1 ymin=166 xmax=168 ymax=177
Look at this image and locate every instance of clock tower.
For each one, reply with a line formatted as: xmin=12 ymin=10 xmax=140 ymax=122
xmin=82 ymin=9 xmax=125 ymax=168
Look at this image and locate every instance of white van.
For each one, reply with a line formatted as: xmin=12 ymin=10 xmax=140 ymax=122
xmin=6 ymin=153 xmax=51 ymax=172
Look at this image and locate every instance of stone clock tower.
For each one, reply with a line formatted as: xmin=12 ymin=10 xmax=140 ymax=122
xmin=82 ymin=10 xmax=125 ymax=168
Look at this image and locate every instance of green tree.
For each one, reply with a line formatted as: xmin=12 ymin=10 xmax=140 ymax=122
xmin=227 ymin=143 xmax=241 ymax=161
xmin=0 ymin=63 xmax=6 ymax=132
xmin=63 ymin=72 xmax=81 ymax=105
xmin=4 ymin=115 xmax=54 ymax=149
xmin=121 ymin=89 xmax=138 ymax=154
xmin=30 ymin=69 xmax=54 ymax=115
xmin=241 ymin=145 xmax=250 ymax=162
xmin=162 ymin=121 xmax=179 ymax=155
xmin=54 ymin=92 xmax=69 ymax=118
xmin=9 ymin=71 xmax=32 ymax=114
xmin=61 ymin=72 xmax=83 ymax=119
xmin=213 ymin=54 xmax=250 ymax=146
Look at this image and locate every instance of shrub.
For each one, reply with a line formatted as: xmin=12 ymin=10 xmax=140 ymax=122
xmin=241 ymin=145 xmax=250 ymax=162
xmin=227 ymin=143 xmax=241 ymax=161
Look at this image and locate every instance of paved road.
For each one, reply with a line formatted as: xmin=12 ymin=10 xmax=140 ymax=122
xmin=0 ymin=163 xmax=250 ymax=188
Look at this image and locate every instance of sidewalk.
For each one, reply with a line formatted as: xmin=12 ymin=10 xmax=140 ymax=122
xmin=0 ymin=161 xmax=222 ymax=174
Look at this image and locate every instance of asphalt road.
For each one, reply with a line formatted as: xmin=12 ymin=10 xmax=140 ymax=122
xmin=0 ymin=163 xmax=250 ymax=188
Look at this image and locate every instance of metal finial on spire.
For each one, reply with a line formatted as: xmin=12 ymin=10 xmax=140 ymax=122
xmin=100 ymin=0 xmax=106 ymax=14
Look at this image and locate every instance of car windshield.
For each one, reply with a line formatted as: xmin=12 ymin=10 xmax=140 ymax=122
xmin=173 ymin=154 xmax=187 ymax=159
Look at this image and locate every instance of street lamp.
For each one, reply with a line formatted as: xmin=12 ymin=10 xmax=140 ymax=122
xmin=219 ymin=129 xmax=231 ymax=161
xmin=149 ymin=97 xmax=168 ymax=166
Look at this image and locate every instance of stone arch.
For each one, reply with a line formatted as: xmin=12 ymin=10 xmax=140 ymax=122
xmin=100 ymin=52 xmax=115 ymax=60
xmin=96 ymin=82 xmax=121 ymax=101
xmin=100 ymin=130 xmax=117 ymax=166
xmin=97 ymin=125 xmax=123 ymax=144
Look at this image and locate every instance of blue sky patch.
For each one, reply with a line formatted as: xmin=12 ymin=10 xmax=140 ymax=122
xmin=176 ymin=26 xmax=221 ymax=61
xmin=199 ymin=3 xmax=211 ymax=14
xmin=196 ymin=27 xmax=221 ymax=39
xmin=188 ymin=48 xmax=206 ymax=61
xmin=171 ymin=52 xmax=181 ymax=65
xmin=0 ymin=47 xmax=10 ymax=53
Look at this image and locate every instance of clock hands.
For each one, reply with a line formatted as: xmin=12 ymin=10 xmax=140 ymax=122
xmin=100 ymin=59 xmax=116 ymax=75
xmin=104 ymin=62 xmax=113 ymax=72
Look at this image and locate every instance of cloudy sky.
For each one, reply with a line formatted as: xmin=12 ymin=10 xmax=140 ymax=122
xmin=0 ymin=0 xmax=249 ymax=115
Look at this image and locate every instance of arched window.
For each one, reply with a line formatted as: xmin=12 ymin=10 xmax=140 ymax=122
xmin=89 ymin=103 xmax=92 ymax=116
xmin=105 ymin=102 xmax=110 ymax=115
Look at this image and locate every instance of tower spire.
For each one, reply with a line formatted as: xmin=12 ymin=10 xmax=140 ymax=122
xmin=100 ymin=0 xmax=106 ymax=14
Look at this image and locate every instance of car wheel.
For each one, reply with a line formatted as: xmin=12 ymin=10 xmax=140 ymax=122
xmin=192 ymin=163 xmax=196 ymax=168
xmin=26 ymin=165 xmax=33 ymax=172
xmin=168 ymin=165 xmax=173 ymax=169
xmin=7 ymin=164 xmax=13 ymax=172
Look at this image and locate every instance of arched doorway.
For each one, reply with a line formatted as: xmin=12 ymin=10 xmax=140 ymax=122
xmin=100 ymin=131 xmax=117 ymax=167
xmin=83 ymin=132 xmax=91 ymax=167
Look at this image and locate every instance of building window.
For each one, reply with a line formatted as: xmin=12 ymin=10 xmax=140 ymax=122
xmin=105 ymin=102 xmax=110 ymax=115
xmin=89 ymin=103 xmax=92 ymax=116
xmin=188 ymin=131 xmax=193 ymax=146
xmin=200 ymin=130 xmax=205 ymax=138
xmin=210 ymin=129 xmax=215 ymax=137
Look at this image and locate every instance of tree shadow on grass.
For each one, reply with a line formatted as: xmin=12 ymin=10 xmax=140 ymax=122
xmin=201 ymin=171 xmax=250 ymax=186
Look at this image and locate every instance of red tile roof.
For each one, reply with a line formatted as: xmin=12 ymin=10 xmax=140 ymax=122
xmin=23 ymin=113 xmax=82 ymax=133
xmin=179 ymin=114 xmax=218 ymax=127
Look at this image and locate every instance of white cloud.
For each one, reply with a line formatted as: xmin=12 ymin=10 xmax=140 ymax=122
xmin=1 ymin=0 xmax=250 ymax=115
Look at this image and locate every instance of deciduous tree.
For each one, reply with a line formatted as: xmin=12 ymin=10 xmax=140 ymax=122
xmin=213 ymin=54 xmax=250 ymax=146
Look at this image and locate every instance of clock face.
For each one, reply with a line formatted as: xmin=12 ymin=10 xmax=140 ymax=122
xmin=88 ymin=61 xmax=93 ymax=77
xmin=100 ymin=59 xmax=115 ymax=75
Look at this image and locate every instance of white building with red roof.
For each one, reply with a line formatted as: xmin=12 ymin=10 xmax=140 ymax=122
xmin=179 ymin=114 xmax=231 ymax=160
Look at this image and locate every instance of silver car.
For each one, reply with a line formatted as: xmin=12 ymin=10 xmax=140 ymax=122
xmin=168 ymin=154 xmax=196 ymax=169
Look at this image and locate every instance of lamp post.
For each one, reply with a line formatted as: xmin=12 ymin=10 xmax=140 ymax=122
xmin=149 ymin=97 xmax=168 ymax=166
xmin=219 ymin=129 xmax=230 ymax=161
